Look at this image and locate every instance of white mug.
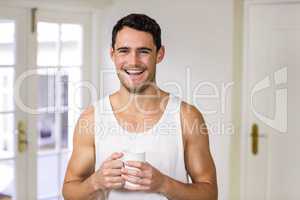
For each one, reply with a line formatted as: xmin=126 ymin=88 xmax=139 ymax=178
xmin=122 ymin=150 xmax=146 ymax=189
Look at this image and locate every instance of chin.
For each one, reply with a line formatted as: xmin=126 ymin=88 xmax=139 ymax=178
xmin=124 ymin=83 xmax=149 ymax=94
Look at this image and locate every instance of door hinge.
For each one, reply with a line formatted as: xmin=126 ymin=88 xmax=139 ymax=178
xmin=31 ymin=8 xmax=38 ymax=34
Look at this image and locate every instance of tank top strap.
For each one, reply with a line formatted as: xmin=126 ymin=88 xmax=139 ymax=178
xmin=171 ymin=95 xmax=184 ymax=146
xmin=93 ymin=96 xmax=112 ymax=147
xmin=167 ymin=94 xmax=181 ymax=114
xmin=164 ymin=94 xmax=182 ymax=126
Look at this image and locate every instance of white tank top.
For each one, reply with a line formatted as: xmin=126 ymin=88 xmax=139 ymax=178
xmin=94 ymin=94 xmax=189 ymax=200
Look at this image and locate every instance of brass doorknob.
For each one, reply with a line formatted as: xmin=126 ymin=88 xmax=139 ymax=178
xmin=251 ymin=123 xmax=259 ymax=155
xmin=17 ymin=121 xmax=28 ymax=153
xmin=251 ymin=123 xmax=268 ymax=155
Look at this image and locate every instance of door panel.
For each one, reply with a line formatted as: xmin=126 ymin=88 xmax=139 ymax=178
xmin=0 ymin=5 xmax=91 ymax=200
xmin=35 ymin=11 xmax=89 ymax=200
xmin=0 ymin=6 xmax=29 ymax=200
xmin=243 ymin=3 xmax=300 ymax=200
xmin=0 ymin=21 xmax=15 ymax=66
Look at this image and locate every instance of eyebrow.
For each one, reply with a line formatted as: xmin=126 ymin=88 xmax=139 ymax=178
xmin=116 ymin=47 xmax=129 ymax=51
xmin=116 ymin=47 xmax=153 ymax=52
xmin=137 ymin=47 xmax=152 ymax=52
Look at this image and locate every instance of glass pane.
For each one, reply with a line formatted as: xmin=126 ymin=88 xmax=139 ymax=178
xmin=60 ymin=24 xmax=82 ymax=66
xmin=66 ymin=109 xmax=80 ymax=150
xmin=60 ymin=151 xmax=71 ymax=188
xmin=0 ymin=114 xmax=14 ymax=158
xmin=37 ymin=71 xmax=56 ymax=109
xmin=0 ymin=21 xmax=15 ymax=65
xmin=38 ymin=69 xmax=70 ymax=109
xmin=57 ymin=68 xmax=82 ymax=149
xmin=38 ymin=112 xmax=55 ymax=150
xmin=37 ymin=22 xmax=59 ymax=66
xmin=0 ymin=68 xmax=14 ymax=112
xmin=0 ymin=160 xmax=15 ymax=199
xmin=61 ymin=112 xmax=68 ymax=149
xmin=59 ymin=74 xmax=68 ymax=107
xmin=59 ymin=68 xmax=81 ymax=109
xmin=38 ymin=154 xmax=59 ymax=198
xmin=38 ymin=197 xmax=59 ymax=200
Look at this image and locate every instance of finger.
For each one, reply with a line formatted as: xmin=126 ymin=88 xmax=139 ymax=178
xmin=122 ymin=174 xmax=141 ymax=185
xmin=125 ymin=183 xmax=150 ymax=191
xmin=105 ymin=176 xmax=125 ymax=184
xmin=141 ymin=170 xmax=152 ymax=179
xmin=106 ymin=152 xmax=124 ymax=161
xmin=104 ymin=159 xmax=124 ymax=169
xmin=125 ymin=161 xmax=146 ymax=170
xmin=111 ymin=159 xmax=124 ymax=169
xmin=103 ymin=168 xmax=122 ymax=176
xmin=136 ymin=178 xmax=152 ymax=186
xmin=109 ymin=182 xmax=125 ymax=190
xmin=121 ymin=167 xmax=143 ymax=178
xmin=122 ymin=174 xmax=152 ymax=186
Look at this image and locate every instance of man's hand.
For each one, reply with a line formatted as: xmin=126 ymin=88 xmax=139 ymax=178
xmin=121 ymin=161 xmax=167 ymax=193
xmin=89 ymin=152 xmax=125 ymax=192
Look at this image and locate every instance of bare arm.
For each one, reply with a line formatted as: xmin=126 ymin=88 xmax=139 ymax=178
xmin=160 ymin=102 xmax=218 ymax=200
xmin=62 ymin=106 xmax=125 ymax=200
xmin=62 ymin=106 xmax=104 ymax=200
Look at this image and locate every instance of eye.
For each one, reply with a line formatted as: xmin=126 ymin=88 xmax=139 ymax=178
xmin=117 ymin=48 xmax=129 ymax=54
xmin=118 ymin=49 xmax=128 ymax=53
xmin=139 ymin=50 xmax=150 ymax=54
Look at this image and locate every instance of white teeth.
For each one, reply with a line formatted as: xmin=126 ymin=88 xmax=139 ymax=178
xmin=125 ymin=69 xmax=144 ymax=75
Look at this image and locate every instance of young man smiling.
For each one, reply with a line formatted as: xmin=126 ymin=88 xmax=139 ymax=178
xmin=63 ymin=13 xmax=218 ymax=200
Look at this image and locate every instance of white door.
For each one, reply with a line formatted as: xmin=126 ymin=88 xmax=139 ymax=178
xmin=33 ymin=9 xmax=91 ymax=200
xmin=0 ymin=5 xmax=92 ymax=200
xmin=0 ymin=6 xmax=31 ymax=200
xmin=242 ymin=3 xmax=300 ymax=200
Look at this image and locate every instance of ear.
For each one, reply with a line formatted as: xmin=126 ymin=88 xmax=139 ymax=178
xmin=110 ymin=47 xmax=114 ymax=60
xmin=156 ymin=46 xmax=165 ymax=64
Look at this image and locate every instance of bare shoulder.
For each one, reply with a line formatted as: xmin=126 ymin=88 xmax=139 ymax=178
xmin=79 ymin=105 xmax=94 ymax=123
xmin=180 ymin=101 xmax=205 ymax=122
xmin=73 ymin=105 xmax=95 ymax=146
xmin=180 ymin=101 xmax=208 ymax=145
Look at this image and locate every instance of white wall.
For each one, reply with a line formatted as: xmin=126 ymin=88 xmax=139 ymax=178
xmin=94 ymin=1 xmax=234 ymax=200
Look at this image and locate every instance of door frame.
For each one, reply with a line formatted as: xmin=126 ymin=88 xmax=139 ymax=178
xmin=240 ymin=0 xmax=300 ymax=199
xmin=0 ymin=1 xmax=94 ymax=199
xmin=0 ymin=5 xmax=31 ymax=200
xmin=27 ymin=8 xmax=93 ymax=200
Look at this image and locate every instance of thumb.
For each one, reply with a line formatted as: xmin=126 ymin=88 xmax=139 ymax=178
xmin=106 ymin=152 xmax=123 ymax=161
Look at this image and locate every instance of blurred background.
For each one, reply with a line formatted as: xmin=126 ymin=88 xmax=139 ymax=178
xmin=0 ymin=0 xmax=299 ymax=200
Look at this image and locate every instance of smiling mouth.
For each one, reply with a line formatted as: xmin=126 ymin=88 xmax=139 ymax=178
xmin=124 ymin=69 xmax=145 ymax=75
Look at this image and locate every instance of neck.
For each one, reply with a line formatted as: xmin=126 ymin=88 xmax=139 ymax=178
xmin=114 ymin=84 xmax=168 ymax=115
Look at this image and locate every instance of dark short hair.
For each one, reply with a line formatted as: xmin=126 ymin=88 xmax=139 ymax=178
xmin=112 ymin=13 xmax=162 ymax=51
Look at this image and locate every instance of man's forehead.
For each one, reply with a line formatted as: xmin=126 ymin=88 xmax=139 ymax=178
xmin=115 ymin=27 xmax=155 ymax=49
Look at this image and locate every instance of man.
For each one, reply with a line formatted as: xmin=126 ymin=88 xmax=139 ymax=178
xmin=63 ymin=13 xmax=217 ymax=200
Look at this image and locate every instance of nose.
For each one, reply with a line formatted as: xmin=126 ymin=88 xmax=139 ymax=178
xmin=127 ymin=51 xmax=139 ymax=66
